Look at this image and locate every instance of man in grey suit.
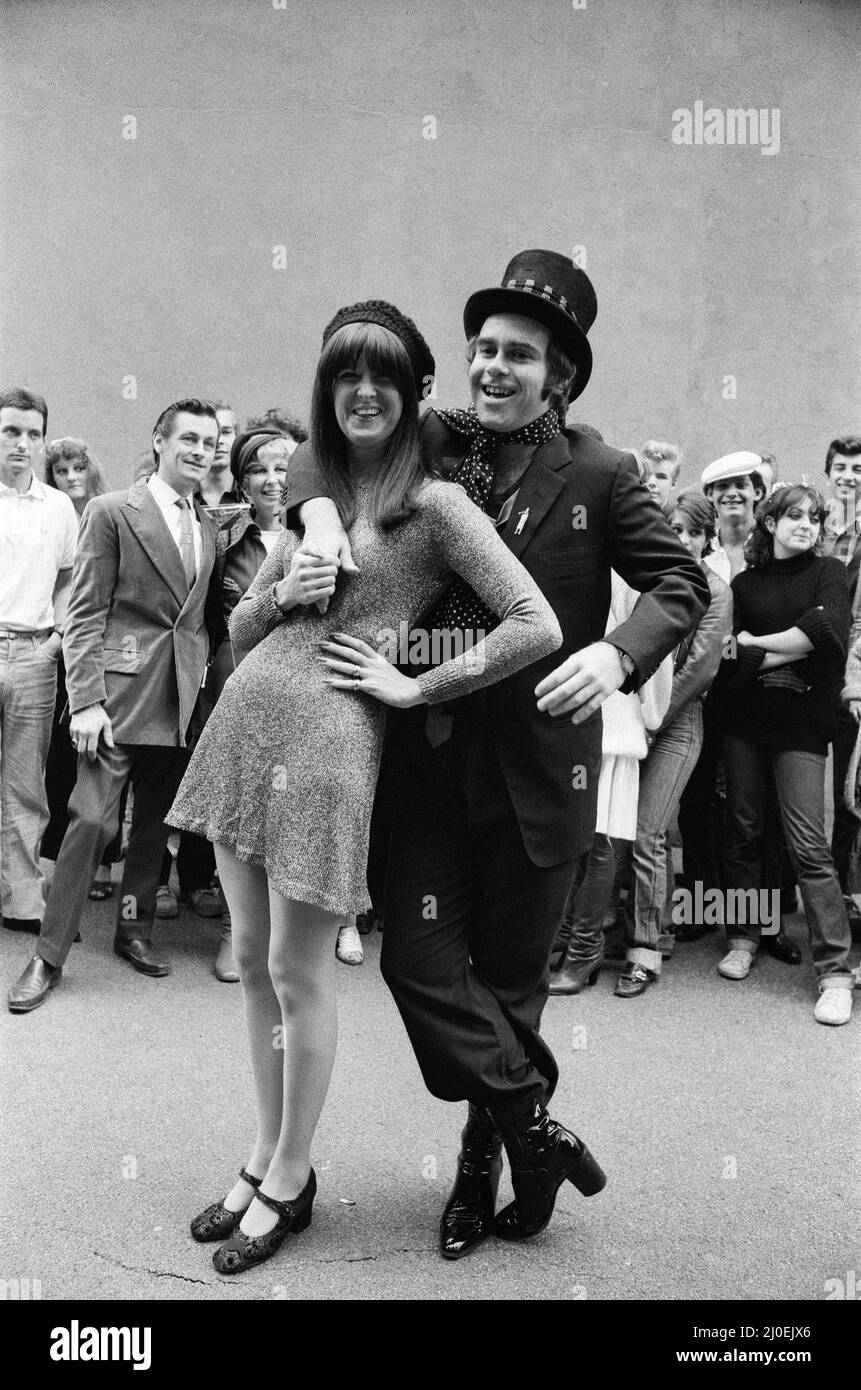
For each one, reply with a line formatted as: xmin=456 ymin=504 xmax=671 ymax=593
xmin=8 ymin=400 xmax=220 ymax=1012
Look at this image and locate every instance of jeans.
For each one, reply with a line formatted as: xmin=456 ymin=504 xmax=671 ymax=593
xmin=722 ymin=733 xmax=853 ymax=984
xmin=830 ymin=706 xmax=858 ymax=894
xmin=678 ymin=698 xmax=725 ymax=893
xmin=625 ymin=701 xmax=703 ymax=974
xmin=0 ymin=633 xmax=58 ymax=920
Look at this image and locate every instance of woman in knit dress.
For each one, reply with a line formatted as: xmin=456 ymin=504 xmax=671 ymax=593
xmin=167 ymin=301 xmax=562 ymax=1272
xmin=717 ymin=484 xmax=854 ymax=1026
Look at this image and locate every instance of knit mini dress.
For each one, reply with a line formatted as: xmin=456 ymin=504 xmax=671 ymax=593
xmin=167 ymin=479 xmax=561 ymax=915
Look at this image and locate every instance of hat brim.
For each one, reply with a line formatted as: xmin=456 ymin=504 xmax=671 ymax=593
xmin=463 ymin=287 xmax=593 ymax=401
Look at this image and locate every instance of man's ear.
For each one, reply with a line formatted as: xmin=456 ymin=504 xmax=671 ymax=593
xmin=152 ymin=432 xmax=162 ymax=461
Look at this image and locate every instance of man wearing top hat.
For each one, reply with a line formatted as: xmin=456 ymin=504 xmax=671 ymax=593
xmin=284 ymin=250 xmax=709 ymax=1256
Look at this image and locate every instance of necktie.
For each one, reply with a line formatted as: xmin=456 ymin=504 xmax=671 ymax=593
xmin=176 ymin=498 xmax=197 ymax=588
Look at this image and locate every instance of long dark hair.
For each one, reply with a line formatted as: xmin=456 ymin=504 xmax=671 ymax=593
xmin=310 ymin=322 xmax=427 ymax=530
xmin=744 ymin=484 xmax=826 ymax=569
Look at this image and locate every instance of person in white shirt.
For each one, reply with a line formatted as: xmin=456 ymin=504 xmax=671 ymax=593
xmin=0 ymin=389 xmax=78 ymax=933
xmin=8 ymin=400 xmax=220 ymax=1013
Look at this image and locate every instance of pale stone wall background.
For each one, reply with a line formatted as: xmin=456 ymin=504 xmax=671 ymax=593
xmin=0 ymin=0 xmax=858 ymax=487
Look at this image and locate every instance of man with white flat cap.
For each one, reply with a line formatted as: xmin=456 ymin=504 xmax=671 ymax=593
xmin=701 ymin=451 xmax=767 ymax=584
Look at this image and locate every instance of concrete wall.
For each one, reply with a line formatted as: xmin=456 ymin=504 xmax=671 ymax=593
xmin=1 ymin=0 xmax=858 ymax=489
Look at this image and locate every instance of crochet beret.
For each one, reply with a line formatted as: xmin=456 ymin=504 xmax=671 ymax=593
xmin=321 ymin=300 xmax=435 ymax=394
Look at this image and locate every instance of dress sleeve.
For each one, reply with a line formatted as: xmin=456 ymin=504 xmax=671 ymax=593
xmin=415 ymin=482 xmax=562 ymax=704
xmin=228 ymin=531 xmax=300 ymax=655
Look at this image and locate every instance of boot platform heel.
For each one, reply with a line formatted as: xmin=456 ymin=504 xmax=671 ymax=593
xmin=567 ymin=1142 xmax=606 ymax=1196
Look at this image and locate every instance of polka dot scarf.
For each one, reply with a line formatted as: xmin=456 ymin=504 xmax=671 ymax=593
xmin=432 ymin=405 xmax=560 ymax=633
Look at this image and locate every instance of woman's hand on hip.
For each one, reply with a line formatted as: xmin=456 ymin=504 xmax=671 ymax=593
xmin=317 ymin=633 xmax=424 ymax=709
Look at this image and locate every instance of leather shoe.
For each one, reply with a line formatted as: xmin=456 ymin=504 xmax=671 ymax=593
xmin=491 ymin=1097 xmax=606 ymax=1241
xmin=114 ymin=937 xmax=170 ymax=976
xmin=439 ymin=1103 xmax=503 ymax=1260
xmin=761 ymin=926 xmax=801 ymax=965
xmin=614 ymin=961 xmax=657 ymax=997
xmin=8 ymin=955 xmax=62 ymax=1013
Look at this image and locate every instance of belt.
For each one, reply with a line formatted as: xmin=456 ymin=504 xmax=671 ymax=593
xmin=0 ymin=628 xmax=52 ymax=639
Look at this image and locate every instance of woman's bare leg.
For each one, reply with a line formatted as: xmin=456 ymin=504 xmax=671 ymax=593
xmin=239 ymin=890 xmax=341 ymax=1237
xmin=214 ymin=843 xmax=282 ymax=1212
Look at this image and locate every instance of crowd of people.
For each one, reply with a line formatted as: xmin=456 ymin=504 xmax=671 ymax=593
xmin=1 ymin=243 xmax=858 ymax=1274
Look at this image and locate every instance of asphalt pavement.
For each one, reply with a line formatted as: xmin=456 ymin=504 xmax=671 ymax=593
xmin=2 ymin=894 xmax=859 ymax=1303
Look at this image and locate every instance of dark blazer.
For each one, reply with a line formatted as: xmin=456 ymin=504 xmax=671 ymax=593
xmin=283 ymin=414 xmax=710 ymax=863
xmin=63 ymin=480 xmax=218 ymax=747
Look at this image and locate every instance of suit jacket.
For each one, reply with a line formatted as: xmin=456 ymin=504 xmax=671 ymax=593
xmin=63 ymin=479 xmax=218 ymax=746
xmin=283 ymin=415 xmax=710 ymax=863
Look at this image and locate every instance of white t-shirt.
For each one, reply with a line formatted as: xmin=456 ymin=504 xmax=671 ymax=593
xmin=0 ymin=474 xmax=78 ymax=630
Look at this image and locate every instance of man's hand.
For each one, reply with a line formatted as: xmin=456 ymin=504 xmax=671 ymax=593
xmin=299 ymin=499 xmax=359 ymax=613
xmin=69 ymin=703 xmax=114 ymax=762
xmin=849 ymin=698 xmax=861 ymax=725
xmin=535 ymin=641 xmax=627 ymax=724
xmin=274 ymin=542 xmax=340 ymax=612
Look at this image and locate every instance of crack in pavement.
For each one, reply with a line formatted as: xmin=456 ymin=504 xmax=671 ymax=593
xmin=92 ymin=1250 xmax=209 ymax=1286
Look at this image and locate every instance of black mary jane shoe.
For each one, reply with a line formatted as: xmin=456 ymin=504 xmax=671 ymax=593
xmin=190 ymin=1167 xmax=263 ymax=1243
xmin=613 ymin=962 xmax=657 ymax=998
xmin=492 ymin=1099 xmax=606 ymax=1242
xmin=760 ymin=926 xmax=801 ymax=965
xmin=212 ymin=1170 xmax=316 ymax=1274
xmin=439 ymin=1104 xmax=503 ymax=1261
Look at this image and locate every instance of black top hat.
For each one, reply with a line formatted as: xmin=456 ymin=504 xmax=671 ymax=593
xmin=463 ymin=250 xmax=597 ymax=401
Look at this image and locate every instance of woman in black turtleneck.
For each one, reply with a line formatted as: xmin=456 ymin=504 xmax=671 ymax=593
xmin=717 ymin=484 xmax=854 ymax=1026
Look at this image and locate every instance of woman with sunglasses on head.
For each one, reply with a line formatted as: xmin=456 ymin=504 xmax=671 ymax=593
xmin=717 ymin=484 xmax=854 ymax=1025
xmin=166 ymin=301 xmax=562 ymax=1273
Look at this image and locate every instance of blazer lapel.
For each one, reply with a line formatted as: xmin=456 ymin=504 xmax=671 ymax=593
xmin=499 ymin=436 xmax=568 ymax=558
xmin=122 ymin=480 xmax=188 ymax=608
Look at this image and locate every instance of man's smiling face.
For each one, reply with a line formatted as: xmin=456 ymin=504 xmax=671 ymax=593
xmin=468 ymin=314 xmax=551 ymax=432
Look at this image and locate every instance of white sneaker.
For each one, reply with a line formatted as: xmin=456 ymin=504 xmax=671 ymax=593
xmin=813 ymin=987 xmax=853 ymax=1026
xmin=718 ymin=948 xmax=754 ymax=980
xmin=336 ymin=922 xmax=364 ymax=966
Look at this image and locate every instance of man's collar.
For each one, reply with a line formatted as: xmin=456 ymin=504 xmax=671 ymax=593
xmin=148 ymin=471 xmax=192 ymax=508
xmin=0 ymin=471 xmax=44 ymax=499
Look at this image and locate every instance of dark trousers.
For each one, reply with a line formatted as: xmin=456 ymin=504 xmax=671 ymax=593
xmin=38 ymin=742 xmax=190 ymax=968
xmin=41 ymin=658 xmax=125 ymax=866
xmin=831 ymin=707 xmax=858 ymax=893
xmin=721 ymin=733 xmax=852 ymax=981
xmin=159 ymin=831 xmax=215 ymax=897
xmin=380 ymin=711 xmax=576 ymax=1109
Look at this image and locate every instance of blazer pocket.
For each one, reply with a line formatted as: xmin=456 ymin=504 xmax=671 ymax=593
xmin=103 ymin=645 xmax=145 ymax=675
xmin=538 ymin=544 xmax=603 ymax=576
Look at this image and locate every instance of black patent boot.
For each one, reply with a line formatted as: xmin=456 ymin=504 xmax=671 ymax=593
xmin=491 ymin=1097 xmax=606 ymax=1241
xmin=439 ymin=1103 xmax=503 ymax=1260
